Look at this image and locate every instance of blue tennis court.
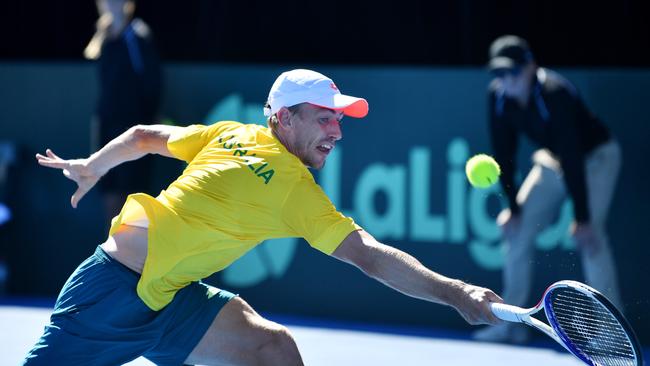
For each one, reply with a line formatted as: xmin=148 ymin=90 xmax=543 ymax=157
xmin=7 ymin=300 xmax=644 ymax=365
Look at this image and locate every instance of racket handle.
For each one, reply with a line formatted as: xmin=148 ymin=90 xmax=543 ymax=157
xmin=490 ymin=302 xmax=523 ymax=322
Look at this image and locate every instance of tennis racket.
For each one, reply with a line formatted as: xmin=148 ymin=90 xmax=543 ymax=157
xmin=490 ymin=280 xmax=644 ymax=366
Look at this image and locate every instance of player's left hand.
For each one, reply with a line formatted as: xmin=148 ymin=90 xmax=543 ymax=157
xmin=571 ymin=222 xmax=601 ymax=256
xmin=35 ymin=149 xmax=101 ymax=208
xmin=452 ymin=283 xmax=503 ymax=326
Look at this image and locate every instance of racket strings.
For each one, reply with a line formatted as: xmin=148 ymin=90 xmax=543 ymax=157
xmin=552 ymin=294 xmax=629 ymax=342
xmin=549 ymin=288 xmax=636 ymax=366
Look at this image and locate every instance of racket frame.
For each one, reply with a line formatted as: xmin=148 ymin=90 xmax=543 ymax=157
xmin=490 ymin=280 xmax=644 ymax=366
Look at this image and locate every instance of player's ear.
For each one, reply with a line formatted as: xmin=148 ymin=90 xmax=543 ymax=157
xmin=276 ymin=107 xmax=292 ymax=127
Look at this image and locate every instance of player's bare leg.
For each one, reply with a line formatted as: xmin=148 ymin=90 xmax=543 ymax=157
xmin=185 ymin=296 xmax=304 ymax=366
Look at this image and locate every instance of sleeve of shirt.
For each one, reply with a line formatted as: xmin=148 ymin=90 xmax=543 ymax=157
xmin=282 ymin=178 xmax=361 ymax=255
xmin=167 ymin=122 xmax=232 ymax=163
xmin=488 ymin=89 xmax=520 ymax=215
xmin=550 ymin=90 xmax=591 ymax=223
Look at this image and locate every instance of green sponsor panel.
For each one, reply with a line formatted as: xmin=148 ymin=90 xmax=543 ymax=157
xmin=1 ymin=63 xmax=648 ymax=342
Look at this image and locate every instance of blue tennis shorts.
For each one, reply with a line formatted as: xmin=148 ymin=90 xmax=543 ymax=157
xmin=23 ymin=246 xmax=237 ymax=366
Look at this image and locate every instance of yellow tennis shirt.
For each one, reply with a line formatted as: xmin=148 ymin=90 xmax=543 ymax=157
xmin=108 ymin=121 xmax=359 ymax=311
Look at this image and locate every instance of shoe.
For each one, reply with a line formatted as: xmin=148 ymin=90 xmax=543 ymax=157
xmin=472 ymin=322 xmax=530 ymax=345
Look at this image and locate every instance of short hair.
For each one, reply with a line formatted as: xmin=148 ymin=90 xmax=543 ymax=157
xmin=266 ymin=103 xmax=307 ymax=132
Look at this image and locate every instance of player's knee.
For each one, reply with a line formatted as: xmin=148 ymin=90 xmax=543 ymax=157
xmin=257 ymin=325 xmax=301 ymax=365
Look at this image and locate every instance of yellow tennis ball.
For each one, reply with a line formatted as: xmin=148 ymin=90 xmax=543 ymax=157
xmin=465 ymin=154 xmax=501 ymax=188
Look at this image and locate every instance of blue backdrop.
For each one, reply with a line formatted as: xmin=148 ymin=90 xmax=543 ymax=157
xmin=1 ymin=63 xmax=648 ymax=342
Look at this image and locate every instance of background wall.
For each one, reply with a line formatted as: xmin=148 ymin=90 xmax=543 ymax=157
xmin=2 ymin=1 xmax=649 ymax=67
xmin=1 ymin=63 xmax=649 ymax=343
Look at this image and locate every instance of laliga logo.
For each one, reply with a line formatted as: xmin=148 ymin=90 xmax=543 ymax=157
xmin=205 ymin=95 xmax=575 ymax=288
xmin=320 ymin=143 xmax=575 ymax=272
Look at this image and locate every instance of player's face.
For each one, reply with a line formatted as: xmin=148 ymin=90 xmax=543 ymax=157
xmin=288 ymin=104 xmax=344 ymax=169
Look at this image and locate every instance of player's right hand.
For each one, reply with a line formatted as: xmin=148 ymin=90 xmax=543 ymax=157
xmin=453 ymin=283 xmax=503 ymax=326
xmin=35 ymin=149 xmax=101 ymax=208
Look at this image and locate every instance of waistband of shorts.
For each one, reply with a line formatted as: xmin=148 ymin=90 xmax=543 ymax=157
xmin=93 ymin=245 xmax=141 ymax=282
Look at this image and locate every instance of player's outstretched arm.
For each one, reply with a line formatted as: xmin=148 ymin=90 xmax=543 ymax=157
xmin=332 ymin=230 xmax=503 ymax=325
xmin=35 ymin=124 xmax=183 ymax=208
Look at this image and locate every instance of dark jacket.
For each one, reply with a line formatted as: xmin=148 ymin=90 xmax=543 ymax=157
xmin=488 ymin=68 xmax=611 ymax=223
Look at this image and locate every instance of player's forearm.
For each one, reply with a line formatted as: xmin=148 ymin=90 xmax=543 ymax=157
xmin=86 ymin=126 xmax=151 ymax=177
xmin=362 ymin=241 xmax=464 ymax=306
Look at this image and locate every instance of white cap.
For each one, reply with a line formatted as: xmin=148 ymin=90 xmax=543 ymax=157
xmin=264 ymin=69 xmax=369 ymax=118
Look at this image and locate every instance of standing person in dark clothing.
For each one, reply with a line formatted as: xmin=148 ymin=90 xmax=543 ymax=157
xmin=85 ymin=0 xmax=162 ymax=220
xmin=473 ymin=35 xmax=623 ymax=344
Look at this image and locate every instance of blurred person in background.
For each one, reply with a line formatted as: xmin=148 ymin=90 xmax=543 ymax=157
xmin=25 ymin=69 xmax=503 ymax=365
xmin=85 ymin=0 xmax=162 ymax=222
xmin=473 ymin=35 xmax=623 ymax=344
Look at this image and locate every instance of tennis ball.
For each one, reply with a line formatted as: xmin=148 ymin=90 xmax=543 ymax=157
xmin=465 ymin=154 xmax=501 ymax=188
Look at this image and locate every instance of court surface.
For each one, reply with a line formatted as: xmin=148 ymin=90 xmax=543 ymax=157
xmin=3 ymin=302 xmax=621 ymax=366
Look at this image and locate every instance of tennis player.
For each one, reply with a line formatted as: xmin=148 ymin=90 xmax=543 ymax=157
xmin=25 ymin=69 xmax=502 ymax=365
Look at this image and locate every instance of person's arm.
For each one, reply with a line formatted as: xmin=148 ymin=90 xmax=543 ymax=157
xmin=488 ymin=89 xmax=519 ymax=216
xmin=548 ymin=90 xmax=603 ymax=254
xmin=84 ymin=13 xmax=111 ymax=60
xmin=36 ymin=124 xmax=183 ymax=208
xmin=550 ymin=91 xmax=590 ymax=224
xmin=332 ymin=230 xmax=502 ymax=325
